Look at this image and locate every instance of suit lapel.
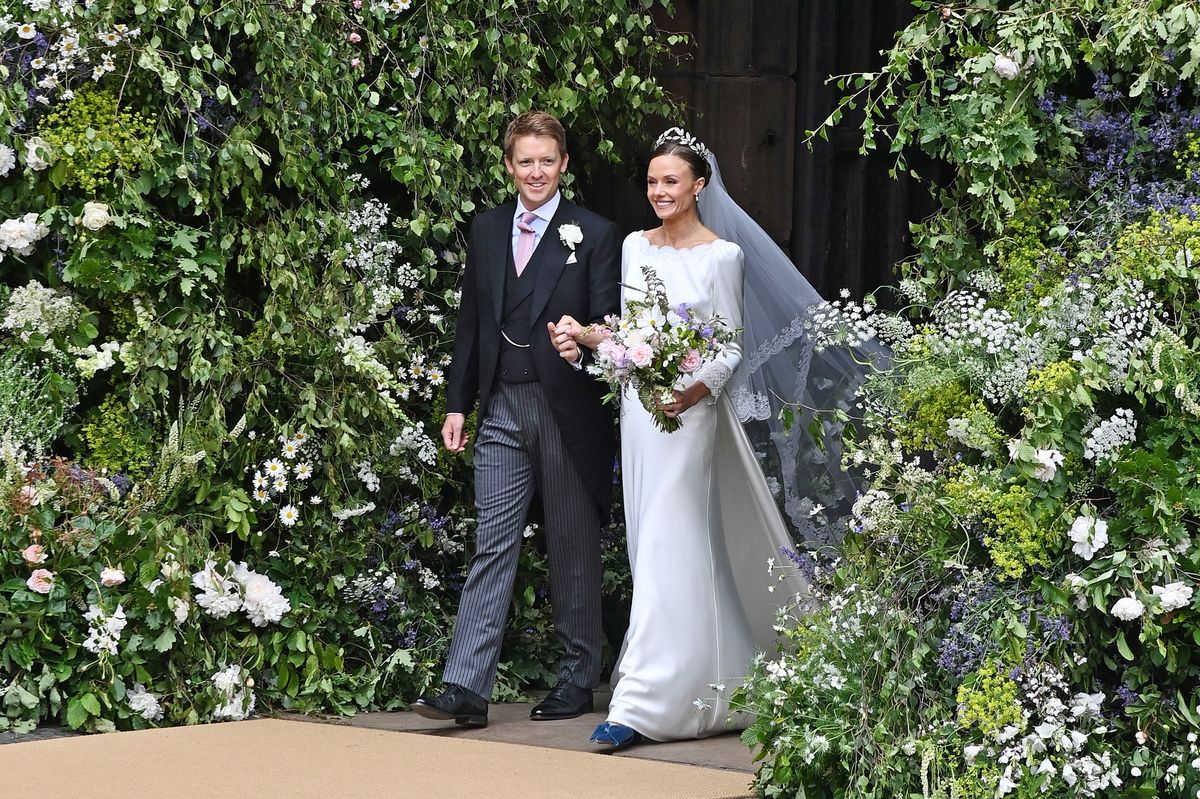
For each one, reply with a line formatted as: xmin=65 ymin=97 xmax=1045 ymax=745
xmin=528 ymin=200 xmax=574 ymax=328
xmin=489 ymin=203 xmax=515 ymax=326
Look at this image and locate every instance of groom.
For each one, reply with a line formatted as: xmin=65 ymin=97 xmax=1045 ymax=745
xmin=413 ymin=111 xmax=621 ymax=727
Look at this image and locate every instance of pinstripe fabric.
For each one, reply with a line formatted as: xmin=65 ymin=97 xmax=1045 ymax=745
xmin=443 ymin=381 xmax=603 ymax=699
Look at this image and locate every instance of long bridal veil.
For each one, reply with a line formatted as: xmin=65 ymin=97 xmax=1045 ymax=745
xmin=698 ymin=153 xmax=880 ymax=548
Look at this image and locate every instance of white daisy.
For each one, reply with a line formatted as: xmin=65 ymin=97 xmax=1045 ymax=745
xmin=294 ymin=462 xmax=313 ymax=480
xmin=407 ymin=63 xmax=421 ymax=79
xmin=263 ymin=458 xmax=285 ymax=476
xmin=253 ymin=488 xmax=270 ymax=502
xmin=252 ymin=472 xmax=268 ymax=489
xmin=272 ymin=476 xmax=288 ymax=493
xmin=281 ymin=440 xmax=300 ymax=459
xmin=17 ymin=23 xmax=37 ymax=39
xmin=279 ymin=505 xmax=299 ymax=526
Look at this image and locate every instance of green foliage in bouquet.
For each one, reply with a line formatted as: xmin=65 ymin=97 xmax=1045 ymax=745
xmin=738 ymin=3 xmax=1200 ymax=798
xmin=0 ymin=0 xmax=680 ymax=733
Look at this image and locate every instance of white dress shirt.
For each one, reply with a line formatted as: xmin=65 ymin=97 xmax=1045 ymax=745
xmin=512 ymin=191 xmax=561 ymax=261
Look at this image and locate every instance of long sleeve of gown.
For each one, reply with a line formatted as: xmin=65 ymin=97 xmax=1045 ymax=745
xmin=695 ymin=245 xmax=744 ymax=401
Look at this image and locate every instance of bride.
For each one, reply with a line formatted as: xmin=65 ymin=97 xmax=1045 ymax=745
xmin=551 ymin=129 xmax=863 ymax=747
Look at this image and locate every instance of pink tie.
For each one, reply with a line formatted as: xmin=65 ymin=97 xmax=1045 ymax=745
xmin=514 ymin=211 xmax=538 ymax=276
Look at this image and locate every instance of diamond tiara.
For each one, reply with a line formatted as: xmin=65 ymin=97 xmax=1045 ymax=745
xmin=654 ymin=127 xmax=711 ymax=161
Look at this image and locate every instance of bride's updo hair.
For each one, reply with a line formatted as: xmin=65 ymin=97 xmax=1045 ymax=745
xmin=651 ymin=127 xmax=712 ymax=183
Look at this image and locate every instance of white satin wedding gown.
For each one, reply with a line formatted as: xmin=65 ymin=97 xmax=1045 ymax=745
xmin=605 ymin=232 xmax=797 ymax=741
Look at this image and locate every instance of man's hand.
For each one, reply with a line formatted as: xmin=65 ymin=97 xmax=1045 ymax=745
xmin=442 ymin=413 xmax=470 ymax=453
xmin=547 ymin=322 xmax=582 ymax=364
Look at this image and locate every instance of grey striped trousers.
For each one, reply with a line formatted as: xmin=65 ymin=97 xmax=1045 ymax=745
xmin=443 ymin=381 xmax=603 ymax=699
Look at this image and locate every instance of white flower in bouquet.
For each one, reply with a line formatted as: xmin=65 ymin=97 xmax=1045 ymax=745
xmin=1152 ymin=582 xmax=1193 ymax=612
xmin=1068 ymin=513 xmax=1108 ymax=560
xmin=0 ymin=143 xmax=15 ymax=177
xmin=1111 ymin=596 xmax=1146 ymax=622
xmin=1032 ymin=448 xmax=1064 ymax=481
xmin=128 ymin=684 xmax=164 ymax=722
xmin=79 ymin=201 xmax=111 ymax=231
xmin=99 ymin=566 xmax=125 ymax=587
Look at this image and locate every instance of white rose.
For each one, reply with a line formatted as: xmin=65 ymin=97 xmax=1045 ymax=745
xmin=1032 ymin=448 xmax=1064 ymax=481
xmin=1152 ymin=581 xmax=1193 ymax=612
xmin=1111 ymin=596 xmax=1146 ymax=622
xmin=24 ymin=136 xmax=52 ymax=171
xmin=994 ymin=54 xmax=1021 ymax=80
xmin=0 ymin=144 xmax=16 ymax=177
xmin=1068 ymin=513 xmax=1108 ymax=560
xmin=558 ymin=223 xmax=583 ymax=247
xmin=80 ymin=201 xmax=111 ymax=231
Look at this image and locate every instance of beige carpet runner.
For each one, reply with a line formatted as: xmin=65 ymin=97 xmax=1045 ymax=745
xmin=0 ymin=718 xmax=754 ymax=798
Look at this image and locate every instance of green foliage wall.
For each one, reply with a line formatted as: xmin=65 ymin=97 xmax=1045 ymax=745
xmin=0 ymin=0 xmax=677 ymax=732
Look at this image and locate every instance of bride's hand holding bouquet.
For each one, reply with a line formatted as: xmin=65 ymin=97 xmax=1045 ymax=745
xmin=575 ymin=266 xmax=737 ymax=432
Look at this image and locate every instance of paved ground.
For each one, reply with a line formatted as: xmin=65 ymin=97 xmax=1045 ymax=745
xmin=298 ymin=686 xmax=754 ymax=774
xmin=3 ymin=687 xmax=756 ymax=776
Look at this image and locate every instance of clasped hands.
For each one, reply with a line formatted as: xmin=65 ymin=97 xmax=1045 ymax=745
xmin=548 ymin=315 xmax=710 ymax=418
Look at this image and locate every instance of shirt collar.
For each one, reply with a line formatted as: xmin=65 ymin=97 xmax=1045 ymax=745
xmin=515 ymin=191 xmax=561 ymax=225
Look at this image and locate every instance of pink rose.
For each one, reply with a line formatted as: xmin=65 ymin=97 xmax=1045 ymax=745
xmin=27 ymin=569 xmax=54 ymax=595
xmin=22 ymin=544 xmax=46 ymax=565
xmin=353 ymin=0 xmax=362 ymax=7
xmin=350 ymin=57 xmax=361 ymax=68
xmin=679 ymin=349 xmax=702 ymax=374
xmin=628 ymin=343 xmax=654 ymax=368
xmin=349 ymin=32 xmax=361 ymax=43
xmin=100 ymin=567 xmax=126 ymax=587
xmin=597 ymin=341 xmax=626 ymax=362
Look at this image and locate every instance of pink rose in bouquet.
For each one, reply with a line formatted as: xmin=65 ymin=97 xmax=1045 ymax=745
xmin=628 ymin=343 xmax=655 ymax=368
xmin=586 ymin=266 xmax=738 ymax=432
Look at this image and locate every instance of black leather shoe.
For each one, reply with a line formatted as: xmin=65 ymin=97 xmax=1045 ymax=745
xmin=411 ymin=684 xmax=488 ymax=727
xmin=530 ymin=679 xmax=593 ymax=721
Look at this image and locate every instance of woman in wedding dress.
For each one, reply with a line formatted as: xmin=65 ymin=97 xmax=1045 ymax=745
xmin=551 ymin=130 xmax=795 ymax=746
xmin=551 ymin=129 xmax=865 ymax=747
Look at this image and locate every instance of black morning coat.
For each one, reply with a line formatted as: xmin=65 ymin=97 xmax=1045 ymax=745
xmin=444 ymin=197 xmax=622 ymax=518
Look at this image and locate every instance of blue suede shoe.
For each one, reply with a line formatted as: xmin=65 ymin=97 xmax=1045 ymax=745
xmin=589 ymin=721 xmax=644 ymax=750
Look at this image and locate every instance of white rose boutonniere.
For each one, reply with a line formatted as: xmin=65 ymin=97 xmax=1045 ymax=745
xmin=559 ymin=222 xmax=583 ymax=264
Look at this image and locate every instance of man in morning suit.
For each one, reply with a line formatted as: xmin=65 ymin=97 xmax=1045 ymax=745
xmin=412 ymin=111 xmax=621 ymax=727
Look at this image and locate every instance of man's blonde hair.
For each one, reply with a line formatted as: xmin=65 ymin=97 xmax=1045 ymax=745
xmin=503 ymin=111 xmax=568 ymax=158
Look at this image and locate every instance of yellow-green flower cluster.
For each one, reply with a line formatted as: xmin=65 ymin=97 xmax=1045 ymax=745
xmin=38 ymin=86 xmax=157 ymax=194
xmin=943 ymin=473 xmax=1057 ymax=579
xmin=1024 ymin=360 xmax=1078 ymax=400
xmin=993 ymin=179 xmax=1070 ymax=297
xmin=81 ymin=394 xmax=157 ymax=478
xmin=896 ymin=379 xmax=978 ymax=453
xmin=984 ymin=484 xmax=1058 ymax=579
xmin=957 ymin=659 xmax=1024 ymax=738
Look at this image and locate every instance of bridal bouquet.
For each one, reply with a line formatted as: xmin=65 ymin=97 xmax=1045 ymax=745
xmin=586 ymin=266 xmax=737 ymax=432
